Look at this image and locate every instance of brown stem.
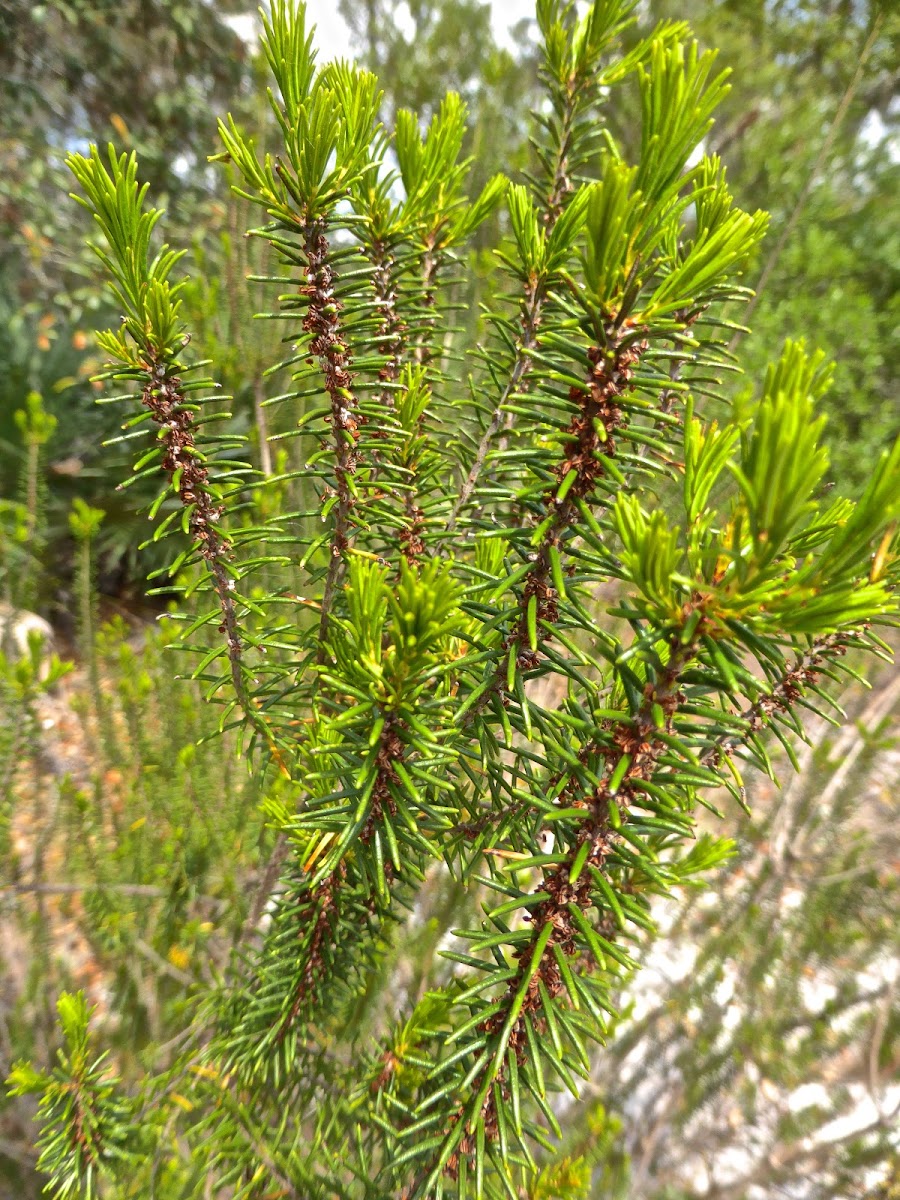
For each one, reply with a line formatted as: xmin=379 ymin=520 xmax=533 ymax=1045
xmin=700 ymin=630 xmax=857 ymax=772
xmin=444 ymin=634 xmax=701 ymax=1175
xmin=296 ymin=218 xmax=363 ymax=653
xmin=238 ymin=220 xmax=365 ymax=947
xmin=139 ymin=363 xmax=275 ymax=755
xmin=503 ymin=329 xmax=648 ymax=676
xmin=544 ymin=76 xmax=582 ymax=225
xmin=274 ymin=870 xmax=342 ymax=1045
xmin=273 ymin=717 xmax=406 ymax=1043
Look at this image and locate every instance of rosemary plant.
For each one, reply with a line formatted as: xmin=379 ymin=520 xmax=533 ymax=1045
xmin=9 ymin=2 xmax=899 ymax=1197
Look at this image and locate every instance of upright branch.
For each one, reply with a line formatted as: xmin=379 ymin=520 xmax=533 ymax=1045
xmin=448 ymin=1 xmax=683 ymax=529
xmin=385 ymin=332 xmax=900 ymax=1194
xmin=458 ymin=633 xmax=699 ymax=1165
xmin=218 ymin=558 xmax=465 ymax=1079
xmin=505 ymin=322 xmax=649 ymax=675
xmin=65 ymin=146 xmax=283 ymax=754
xmin=301 ymin=217 xmax=364 ymax=645
xmin=349 ymin=151 xmax=409 ymax=415
xmin=140 ymin=361 xmax=247 ymax=693
xmin=217 ymin=16 xmax=382 ymax=640
xmin=393 ymin=97 xmax=506 ymax=370
xmin=371 ymin=239 xmax=408 ymax=408
xmin=349 ymin=97 xmax=506 ymax=559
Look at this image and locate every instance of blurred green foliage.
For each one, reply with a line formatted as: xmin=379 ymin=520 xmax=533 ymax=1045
xmin=0 ymin=0 xmax=261 ymax=596
xmin=0 ymin=604 xmax=267 ymax=1196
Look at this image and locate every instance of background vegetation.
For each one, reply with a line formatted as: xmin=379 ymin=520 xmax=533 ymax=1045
xmin=0 ymin=1 xmax=897 ymax=1196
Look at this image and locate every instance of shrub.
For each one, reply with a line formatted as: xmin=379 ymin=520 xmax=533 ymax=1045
xmin=9 ymin=1 xmax=899 ymax=1196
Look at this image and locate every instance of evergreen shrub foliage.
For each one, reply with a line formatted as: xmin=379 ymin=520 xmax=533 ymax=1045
xmin=9 ymin=1 xmax=900 ymax=1196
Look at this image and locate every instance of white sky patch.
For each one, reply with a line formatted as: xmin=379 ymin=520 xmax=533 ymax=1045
xmin=224 ymin=5 xmax=355 ymax=60
xmin=489 ymin=0 xmax=539 ymax=50
xmin=686 ymin=140 xmax=706 ymax=170
xmin=788 ymin=1082 xmax=831 ymax=1113
xmin=230 ymin=2 xmax=540 ymax=62
xmin=305 ymin=3 xmax=353 ymax=60
xmin=393 ymin=1 xmax=416 ymax=40
xmin=222 ymin=11 xmax=259 ymax=44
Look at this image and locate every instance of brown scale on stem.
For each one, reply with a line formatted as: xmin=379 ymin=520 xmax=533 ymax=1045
xmin=274 ymin=866 xmax=344 ymax=1045
xmin=553 ymin=337 xmax=646 ymax=496
xmin=139 ymin=363 xmax=257 ymax=721
xmin=503 ymin=331 xmax=648 ymax=674
xmin=444 ymin=637 xmax=699 ymax=1176
xmin=702 ymin=629 xmax=860 ymax=771
xmin=399 ymin=499 xmax=426 ymax=566
xmin=445 ymin=627 xmax=866 ymax=1172
xmin=299 ymin=218 xmax=363 ymax=651
xmin=361 ymin=717 xmax=404 ymax=845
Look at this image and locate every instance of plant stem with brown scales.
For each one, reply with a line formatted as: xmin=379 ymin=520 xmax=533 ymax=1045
xmin=298 ymin=218 xmax=363 ymax=652
xmin=503 ymin=328 xmax=648 ymax=675
xmin=139 ymin=360 xmax=282 ymax=757
xmin=274 ymin=869 xmax=343 ymax=1046
xmin=701 ymin=630 xmax=861 ymax=772
xmin=446 ymin=327 xmax=649 ymax=727
xmin=543 ymin=75 xmax=583 ymax=227
xmin=448 ymin=625 xmax=871 ymax=1167
xmin=275 ymin=716 xmax=407 ymax=1043
xmin=360 ymin=716 xmax=405 ymax=846
xmin=243 ymin=220 xmax=367 ymax=911
xmin=399 ymin=494 xmax=427 ymax=567
xmin=443 ymin=633 xmax=701 ymax=1176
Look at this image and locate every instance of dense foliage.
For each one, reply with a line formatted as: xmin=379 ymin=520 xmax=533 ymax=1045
xmin=1 ymin=1 xmax=898 ymax=1198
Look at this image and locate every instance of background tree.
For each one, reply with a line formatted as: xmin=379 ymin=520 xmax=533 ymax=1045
xmin=646 ymin=0 xmax=898 ymax=492
xmin=336 ymin=0 xmax=540 ymax=220
xmin=0 ymin=0 xmax=259 ymax=593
